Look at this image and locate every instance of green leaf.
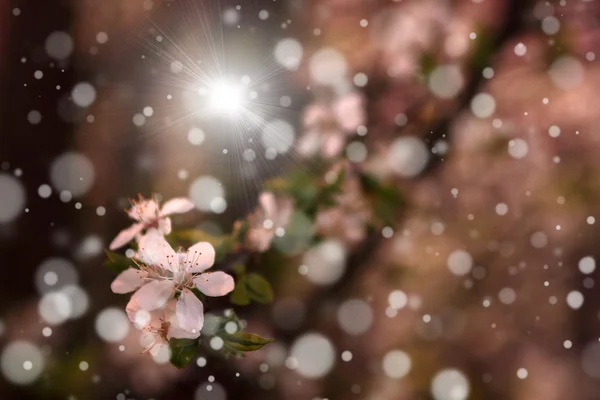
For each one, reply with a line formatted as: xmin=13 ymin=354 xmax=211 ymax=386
xmin=244 ymin=273 xmax=274 ymax=304
xmin=360 ymin=174 xmax=404 ymax=225
xmin=221 ymin=332 xmax=274 ymax=352
xmin=103 ymin=249 xmax=134 ymax=273
xmin=232 ymin=264 xmax=246 ymax=276
xmin=264 ymin=171 xmax=319 ymax=212
xmin=169 ymin=338 xmax=200 ymax=369
xmin=230 ymin=280 xmax=251 ymax=306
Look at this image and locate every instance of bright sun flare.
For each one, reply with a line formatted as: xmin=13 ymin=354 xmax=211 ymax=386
xmin=207 ymin=80 xmax=244 ymax=113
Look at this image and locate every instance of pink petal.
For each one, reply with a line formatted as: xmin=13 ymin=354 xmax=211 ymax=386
xmin=259 ymin=192 xmax=277 ymax=218
xmin=128 ymin=198 xmax=159 ymax=222
xmin=108 ymin=223 xmax=145 ymax=250
xmin=125 ymin=297 xmax=153 ymax=328
xmin=303 ymin=104 xmax=328 ymax=127
xmin=194 ymin=271 xmax=235 ymax=297
xmin=158 ymin=217 xmax=172 ymax=235
xmin=160 ymin=197 xmax=195 ymax=216
xmin=333 ymin=92 xmax=365 ymax=132
xmin=168 ymin=324 xmax=200 ymax=340
xmin=132 ymin=280 xmax=175 ymax=310
xmin=247 ymin=228 xmax=274 ymax=252
xmin=297 ymin=131 xmax=320 ymax=156
xmin=137 ymin=229 xmax=178 ymax=272
xmin=175 ymin=289 xmax=204 ymax=335
xmin=110 ymin=268 xmax=147 ymax=294
xmin=276 ymin=197 xmax=294 ymax=228
xmin=323 ymin=132 xmax=344 ymax=158
xmin=125 ymin=296 xmax=139 ymax=322
xmin=184 ymin=242 xmax=216 ymax=273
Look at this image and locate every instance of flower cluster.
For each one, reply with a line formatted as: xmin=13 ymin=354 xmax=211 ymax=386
xmin=109 ymin=196 xmax=234 ymax=356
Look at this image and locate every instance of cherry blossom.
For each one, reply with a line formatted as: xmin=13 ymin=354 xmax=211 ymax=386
xmin=125 ymin=297 xmax=199 ymax=356
xmin=315 ymin=165 xmax=371 ymax=245
xmin=110 ymin=229 xmax=235 ymax=337
xmin=298 ymin=91 xmax=365 ymax=158
xmin=245 ymin=192 xmax=294 ymax=252
xmin=109 ymin=195 xmax=195 ymax=250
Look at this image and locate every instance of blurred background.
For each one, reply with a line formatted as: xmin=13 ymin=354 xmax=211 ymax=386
xmin=2 ymin=0 xmax=600 ymax=399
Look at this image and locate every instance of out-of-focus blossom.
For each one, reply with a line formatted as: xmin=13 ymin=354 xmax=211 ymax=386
xmin=298 ymin=91 xmax=365 ymax=158
xmin=110 ymin=229 xmax=234 ymax=337
xmin=245 ymin=192 xmax=294 ymax=252
xmin=109 ymin=195 xmax=195 ymax=250
xmin=314 ymin=165 xmax=371 ymax=245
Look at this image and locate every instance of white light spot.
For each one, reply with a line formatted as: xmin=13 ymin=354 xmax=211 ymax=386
xmin=96 ymin=32 xmax=108 ymax=44
xmin=261 ymin=119 xmax=295 ymax=154
xmin=447 ymin=250 xmax=473 ymax=276
xmin=542 ymin=16 xmax=560 ymax=35
xmin=470 ymin=93 xmax=496 ymax=118
xmin=302 ymin=240 xmax=346 ymax=285
xmin=353 ymin=72 xmax=368 ymax=87
xmin=309 ymin=48 xmax=347 ymax=86
xmin=498 ymin=287 xmax=516 ymax=304
xmin=45 ymin=31 xmax=73 ymax=60
xmin=508 ymin=139 xmax=528 ymax=159
xmin=530 ymin=231 xmax=548 ymax=249
xmin=549 ymin=56 xmax=584 ymax=90
xmin=337 ymin=299 xmax=373 ymax=335
xmin=548 ymin=125 xmax=561 ymax=138
xmin=27 ymin=110 xmax=42 ymax=125
xmin=388 ymin=137 xmax=429 ymax=178
xmin=431 ymin=369 xmax=470 ymax=400
xmin=39 ymin=291 xmax=72 ymax=325
xmin=579 ymin=256 xmax=596 ymax=275
xmin=71 ymin=82 xmax=97 ymax=107
xmin=388 ymin=290 xmax=408 ymax=309
xmin=188 ymin=128 xmax=206 ymax=146
xmin=210 ymin=336 xmax=224 ymax=350
xmin=274 ymin=38 xmax=303 ymax=70
xmin=382 ymin=350 xmax=411 ymax=379
xmin=495 ymin=203 xmax=508 ymax=215
xmin=95 ymin=308 xmax=129 ymax=342
xmin=429 ymin=65 xmax=464 ymax=98
xmin=38 ymin=184 xmax=52 ymax=199
xmin=0 ymin=174 xmax=26 ymax=223
xmin=346 ymin=141 xmax=367 ymax=163
xmin=208 ymin=80 xmax=244 ymax=114
xmin=290 ymin=333 xmax=335 ymax=379
xmin=514 ymin=43 xmax=527 ymax=56
xmin=566 ymin=290 xmax=584 ymax=310
xmin=1 ymin=341 xmax=44 ymax=385
xmin=50 ymin=152 xmax=95 ymax=197
xmin=341 ymin=351 xmax=353 ymax=362
xmin=189 ymin=176 xmax=225 ymax=212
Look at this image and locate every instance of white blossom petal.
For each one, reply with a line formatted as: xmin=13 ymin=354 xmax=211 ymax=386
xmin=185 ymin=242 xmax=216 ymax=273
xmin=128 ymin=198 xmax=160 ymax=222
xmin=110 ymin=268 xmax=147 ymax=294
xmin=160 ymin=197 xmax=195 ymax=216
xmin=167 ymin=321 xmax=200 ymax=339
xmin=158 ymin=217 xmax=172 ymax=235
xmin=125 ymin=296 xmax=153 ymax=329
xmin=175 ymin=289 xmax=204 ymax=335
xmin=132 ymin=280 xmax=175 ymax=310
xmin=108 ymin=222 xmax=145 ymax=250
xmin=259 ymin=192 xmax=277 ymax=219
xmin=194 ymin=271 xmax=235 ymax=297
xmin=137 ymin=229 xmax=178 ymax=272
